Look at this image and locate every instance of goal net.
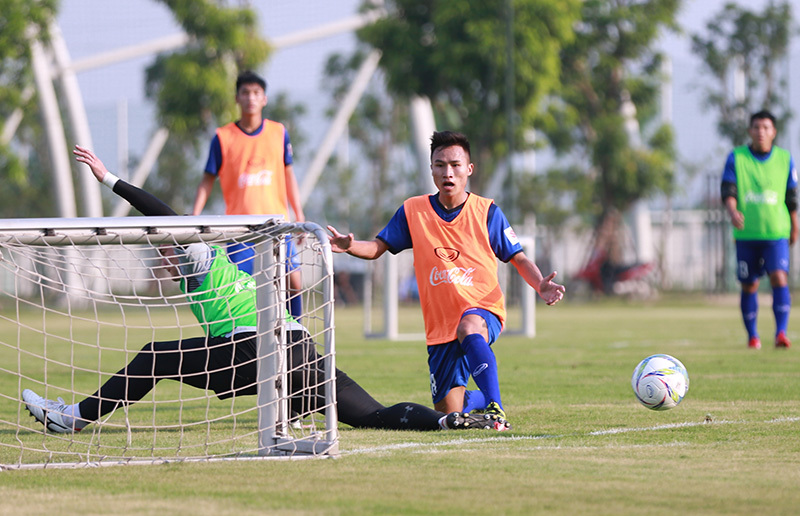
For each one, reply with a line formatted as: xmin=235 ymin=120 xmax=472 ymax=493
xmin=0 ymin=216 xmax=337 ymax=470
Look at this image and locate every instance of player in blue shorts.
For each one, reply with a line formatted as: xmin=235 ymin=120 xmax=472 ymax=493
xmin=721 ymin=110 xmax=798 ymax=349
xmin=329 ymin=131 xmax=564 ymax=429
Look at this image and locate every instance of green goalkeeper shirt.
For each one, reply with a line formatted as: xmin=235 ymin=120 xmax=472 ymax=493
xmin=180 ymin=245 xmax=257 ymax=337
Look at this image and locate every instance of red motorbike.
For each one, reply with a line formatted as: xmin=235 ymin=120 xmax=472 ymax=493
xmin=574 ymin=247 xmax=655 ymax=296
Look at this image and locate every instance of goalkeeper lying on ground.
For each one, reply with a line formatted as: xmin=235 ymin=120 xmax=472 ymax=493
xmin=22 ymin=145 xmax=510 ymax=434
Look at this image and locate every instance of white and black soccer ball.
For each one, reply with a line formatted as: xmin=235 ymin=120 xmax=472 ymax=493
xmin=631 ymin=354 xmax=689 ymax=410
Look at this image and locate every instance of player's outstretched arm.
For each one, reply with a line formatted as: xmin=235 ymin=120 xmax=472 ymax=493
xmin=74 ymin=145 xmax=220 ymax=287
xmin=510 ymin=252 xmax=565 ymax=306
xmin=327 ymin=225 xmax=389 ymax=260
xmin=73 ymin=145 xmax=176 ymax=217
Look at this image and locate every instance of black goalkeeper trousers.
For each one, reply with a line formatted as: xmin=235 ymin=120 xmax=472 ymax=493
xmin=78 ymin=330 xmax=442 ymax=431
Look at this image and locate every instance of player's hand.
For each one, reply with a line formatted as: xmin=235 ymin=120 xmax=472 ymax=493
xmin=73 ymin=145 xmax=110 ymax=182
xmin=538 ymin=271 xmax=565 ymax=306
xmin=729 ymin=210 xmax=745 ymax=230
xmin=327 ymin=225 xmax=354 ymax=253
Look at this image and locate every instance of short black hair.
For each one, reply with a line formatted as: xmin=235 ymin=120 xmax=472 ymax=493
xmin=236 ymin=70 xmax=267 ymax=94
xmin=750 ymin=110 xmax=776 ymax=128
xmin=430 ymin=131 xmax=471 ymax=160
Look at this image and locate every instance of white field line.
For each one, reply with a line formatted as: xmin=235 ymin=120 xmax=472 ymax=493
xmin=342 ymin=416 xmax=800 ymax=456
xmin=588 ymin=416 xmax=799 ymax=435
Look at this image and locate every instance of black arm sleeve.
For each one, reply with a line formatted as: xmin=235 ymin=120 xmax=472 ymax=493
xmin=721 ymin=181 xmax=737 ymax=203
xmin=112 ymin=180 xmax=177 ymax=217
xmin=786 ymin=187 xmax=798 ymax=212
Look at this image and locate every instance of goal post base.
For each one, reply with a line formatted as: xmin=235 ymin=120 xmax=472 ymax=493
xmin=263 ymin=436 xmax=340 ymax=457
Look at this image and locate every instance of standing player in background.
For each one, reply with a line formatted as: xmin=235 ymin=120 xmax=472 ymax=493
xmin=192 ymin=70 xmax=305 ymax=319
xmin=721 ymin=110 xmax=798 ymax=349
xmin=328 ymin=131 xmax=565 ymax=426
xmin=22 ymin=145 xmax=509 ymax=434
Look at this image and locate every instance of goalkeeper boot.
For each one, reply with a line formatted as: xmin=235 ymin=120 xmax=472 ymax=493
xmin=22 ymin=389 xmax=78 ymax=434
xmin=775 ymin=331 xmax=791 ymax=349
xmin=443 ymin=411 xmax=511 ymax=431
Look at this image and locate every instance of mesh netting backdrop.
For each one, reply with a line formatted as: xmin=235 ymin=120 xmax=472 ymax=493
xmin=0 ymin=219 xmax=337 ymax=469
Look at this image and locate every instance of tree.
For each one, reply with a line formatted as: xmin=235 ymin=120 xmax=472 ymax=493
xmin=691 ymin=1 xmax=793 ymax=147
xmin=143 ymin=0 xmax=270 ymax=209
xmin=313 ymin=49 xmax=416 ymax=237
xmin=0 ymin=0 xmax=58 ymax=217
xmin=531 ymin=0 xmax=680 ymax=285
xmin=357 ymin=0 xmax=579 ymax=198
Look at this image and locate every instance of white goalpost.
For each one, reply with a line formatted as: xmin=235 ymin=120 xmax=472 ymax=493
xmin=0 ymin=216 xmax=338 ymax=470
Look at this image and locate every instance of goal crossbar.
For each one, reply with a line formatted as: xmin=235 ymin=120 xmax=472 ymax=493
xmin=0 ymin=215 xmax=285 ymax=246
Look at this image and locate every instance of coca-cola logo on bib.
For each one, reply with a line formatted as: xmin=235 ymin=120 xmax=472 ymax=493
xmin=238 ymin=169 xmax=274 ymax=188
xmin=429 ymin=266 xmax=475 ymax=286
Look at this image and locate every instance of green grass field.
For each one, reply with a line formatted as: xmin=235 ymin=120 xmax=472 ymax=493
xmin=2 ymin=295 xmax=800 ymax=515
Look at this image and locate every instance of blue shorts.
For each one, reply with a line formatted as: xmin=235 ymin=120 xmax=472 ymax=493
xmin=227 ymin=236 xmax=300 ymax=276
xmin=427 ymin=308 xmax=502 ymax=404
xmin=735 ymin=239 xmax=790 ymax=283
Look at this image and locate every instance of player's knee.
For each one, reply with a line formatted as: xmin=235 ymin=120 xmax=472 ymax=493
xmin=769 ymin=271 xmax=788 ymax=287
xmin=742 ymin=281 xmax=759 ymax=294
xmin=457 ymin=310 xmax=491 ymax=339
xmin=456 ymin=321 xmax=483 ymax=342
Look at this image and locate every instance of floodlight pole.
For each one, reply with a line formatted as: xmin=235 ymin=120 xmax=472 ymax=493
xmin=1 ymin=86 xmax=33 ymax=145
xmin=410 ymin=96 xmax=436 ymax=193
xmin=29 ymin=28 xmax=77 ymax=218
xmin=49 ymin=22 xmax=103 ymax=218
xmin=299 ymin=50 xmax=383 ymax=205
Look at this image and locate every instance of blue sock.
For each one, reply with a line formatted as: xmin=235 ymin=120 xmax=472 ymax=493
xmin=460 ymin=334 xmax=502 ymax=410
xmin=741 ymin=290 xmax=759 ymax=338
xmin=289 ymin=295 xmax=303 ymax=319
xmin=773 ymin=285 xmax=790 ymax=335
xmin=462 ymin=389 xmax=486 ymax=413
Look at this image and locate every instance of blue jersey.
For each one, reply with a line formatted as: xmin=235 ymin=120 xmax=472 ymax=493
xmin=721 ymin=146 xmax=798 ymax=190
xmin=376 ymin=194 xmax=524 ymax=262
xmin=204 ymin=121 xmax=294 ymax=176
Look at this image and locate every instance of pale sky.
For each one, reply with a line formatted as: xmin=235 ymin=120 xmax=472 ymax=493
xmin=659 ymin=0 xmax=800 ymax=170
xmin=56 ymin=0 xmax=800 ymax=207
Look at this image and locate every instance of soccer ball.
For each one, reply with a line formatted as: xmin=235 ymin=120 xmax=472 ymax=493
xmin=631 ymin=354 xmax=689 ymax=410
